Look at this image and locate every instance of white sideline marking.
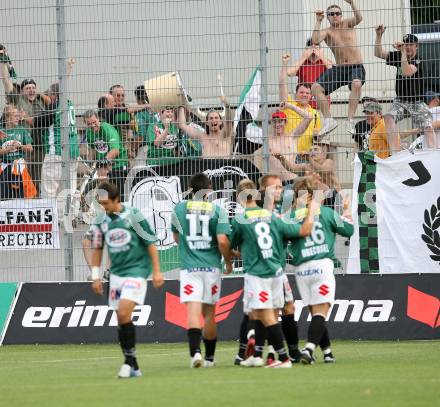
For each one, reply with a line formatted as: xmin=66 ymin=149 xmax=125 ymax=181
xmin=0 ymin=346 xmax=237 ymax=366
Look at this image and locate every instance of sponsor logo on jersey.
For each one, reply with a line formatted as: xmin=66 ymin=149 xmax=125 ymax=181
xmin=94 ymin=139 xmax=109 ymax=153
xmin=105 ymin=228 xmax=132 ymax=247
xmin=21 ymin=300 xmax=151 ymax=328
xmin=407 ymin=286 xmax=440 ymax=328
xmin=165 ymin=289 xmax=243 ymax=329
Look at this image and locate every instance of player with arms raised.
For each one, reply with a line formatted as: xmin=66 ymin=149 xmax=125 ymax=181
xmin=289 ymin=178 xmax=354 ymax=364
xmin=85 ymin=181 xmax=164 ymax=378
xmin=172 ymin=173 xmax=233 ymax=368
xmin=232 ymin=179 xmax=318 ymax=368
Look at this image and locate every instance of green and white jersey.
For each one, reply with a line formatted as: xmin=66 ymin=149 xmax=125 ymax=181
xmin=86 ymin=122 xmax=128 ymax=169
xmin=231 ymin=207 xmax=302 ymax=278
xmin=43 ymin=100 xmax=79 ymax=158
xmin=135 ymin=109 xmax=158 ymax=139
xmin=146 ymin=121 xmax=180 ymax=166
xmin=171 ymin=200 xmax=231 ymax=270
xmin=89 ymin=204 xmax=158 ymax=278
xmin=287 ymin=206 xmax=354 ymax=266
xmin=0 ymin=126 xmax=32 ymax=163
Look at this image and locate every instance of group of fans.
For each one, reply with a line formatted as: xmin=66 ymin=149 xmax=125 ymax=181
xmin=84 ymin=172 xmax=353 ymax=377
xmin=1 ymin=0 xmax=439 ymax=203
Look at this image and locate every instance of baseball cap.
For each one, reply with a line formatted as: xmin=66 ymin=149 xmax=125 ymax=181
xmin=425 ymin=91 xmax=439 ymax=104
xmin=363 ymin=102 xmax=383 ymax=114
xmin=271 ymin=110 xmax=287 ymax=120
xmin=402 ymin=33 xmax=418 ymax=44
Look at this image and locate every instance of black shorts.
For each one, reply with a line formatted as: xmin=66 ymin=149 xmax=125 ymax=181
xmin=316 ymin=64 xmax=366 ymax=95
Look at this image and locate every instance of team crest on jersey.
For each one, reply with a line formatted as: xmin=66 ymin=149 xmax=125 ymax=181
xmin=94 ymin=139 xmax=109 ymax=153
xmin=105 ymin=228 xmax=132 ymax=247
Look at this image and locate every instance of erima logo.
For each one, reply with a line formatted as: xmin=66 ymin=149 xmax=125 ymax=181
xmin=21 ymin=301 xmax=151 ymax=328
xmin=407 ymin=286 xmax=440 ymax=328
xmin=294 ymin=299 xmax=393 ymax=322
xmin=165 ymin=289 xmax=243 ymax=329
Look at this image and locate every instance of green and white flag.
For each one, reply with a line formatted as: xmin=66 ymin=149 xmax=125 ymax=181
xmin=347 ymin=150 xmax=440 ymax=273
xmin=234 ymin=66 xmax=263 ymax=149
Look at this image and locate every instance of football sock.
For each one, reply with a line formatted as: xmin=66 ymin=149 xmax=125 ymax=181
xmin=281 ymin=314 xmax=299 ymax=353
xmin=307 ymin=315 xmax=326 ymax=348
xmin=118 ymin=322 xmax=138 ymax=370
xmin=187 ymin=328 xmax=202 ymax=357
xmin=238 ymin=315 xmax=249 ymax=358
xmin=266 ymin=323 xmax=288 ymax=362
xmin=203 ymin=337 xmax=217 ymax=361
xmin=254 ymin=320 xmax=266 ymax=358
xmin=319 ymin=325 xmax=331 ymax=350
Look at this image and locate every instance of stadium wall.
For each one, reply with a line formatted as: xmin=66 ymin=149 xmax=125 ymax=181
xmin=1 ymin=275 xmax=439 ymax=345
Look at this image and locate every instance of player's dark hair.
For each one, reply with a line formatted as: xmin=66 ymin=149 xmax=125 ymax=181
xmin=295 ymin=82 xmax=312 ymax=93
xmin=97 ymin=181 xmax=120 ymax=201
xmin=109 ymin=84 xmax=123 ymax=94
xmin=189 ymin=173 xmax=211 ymax=194
xmin=259 ymin=174 xmax=281 ymax=191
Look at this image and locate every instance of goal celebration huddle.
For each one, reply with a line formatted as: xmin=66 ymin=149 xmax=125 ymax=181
xmin=83 ymin=172 xmax=354 ymax=377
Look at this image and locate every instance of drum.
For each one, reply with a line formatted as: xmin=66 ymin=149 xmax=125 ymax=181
xmin=144 ymin=71 xmax=190 ymax=112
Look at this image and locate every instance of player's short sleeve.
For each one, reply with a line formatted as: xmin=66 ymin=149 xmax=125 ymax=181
xmin=215 ymin=206 xmax=231 ymax=236
xmin=385 ymin=51 xmax=401 ymax=67
xmin=131 ymin=208 xmax=158 ymax=246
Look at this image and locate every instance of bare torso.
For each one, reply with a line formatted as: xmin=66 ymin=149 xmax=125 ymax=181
xmin=325 ymin=24 xmax=362 ymax=65
xmin=201 ymin=131 xmax=231 ymax=158
xmin=269 ymin=133 xmax=298 ymax=167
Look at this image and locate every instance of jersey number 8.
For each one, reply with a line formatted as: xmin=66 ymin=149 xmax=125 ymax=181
xmin=255 ymin=222 xmax=273 ymax=250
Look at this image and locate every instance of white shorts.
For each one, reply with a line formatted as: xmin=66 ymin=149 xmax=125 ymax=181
xmin=180 ymin=268 xmax=221 ymax=304
xmin=294 ymin=258 xmax=335 ymax=306
xmin=243 ymin=274 xmax=251 ymax=314
xmin=244 ymin=274 xmax=285 ymax=310
xmin=282 ymin=273 xmax=294 ymax=304
xmin=108 ymin=274 xmax=147 ymax=311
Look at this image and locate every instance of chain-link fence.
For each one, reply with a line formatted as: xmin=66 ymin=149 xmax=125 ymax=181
xmin=0 ymin=0 xmax=439 ymax=282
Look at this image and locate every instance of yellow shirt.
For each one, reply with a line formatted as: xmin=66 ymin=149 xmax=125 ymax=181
xmin=369 ymin=118 xmax=399 ymax=159
xmin=282 ymin=95 xmax=321 ymax=153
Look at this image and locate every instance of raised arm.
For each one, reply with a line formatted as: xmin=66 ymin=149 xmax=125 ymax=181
xmin=374 ymin=24 xmax=389 ymax=60
xmin=311 ymin=10 xmax=328 ymax=45
xmin=344 ymin=0 xmax=363 ymax=27
xmin=220 ymin=95 xmax=234 ymax=140
xmin=177 ymin=106 xmax=205 ymax=141
xmin=280 ymin=102 xmax=313 ymax=136
xmin=279 ymin=54 xmax=290 ymax=103
xmin=399 ymin=44 xmax=418 ymax=76
xmin=0 ymin=60 xmax=14 ymax=94
xmin=286 ymin=49 xmax=313 ymax=77
xmin=314 ymin=47 xmax=333 ymax=69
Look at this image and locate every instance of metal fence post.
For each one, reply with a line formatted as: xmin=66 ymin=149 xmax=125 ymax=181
xmin=56 ymin=0 xmax=74 ymax=281
xmin=258 ymin=0 xmax=269 ymax=174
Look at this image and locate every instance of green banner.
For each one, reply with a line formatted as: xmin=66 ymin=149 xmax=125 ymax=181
xmin=0 ymin=283 xmax=18 ymax=341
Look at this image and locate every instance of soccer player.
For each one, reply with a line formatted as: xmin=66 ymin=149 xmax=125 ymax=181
xmin=172 ymin=173 xmax=233 ymax=368
xmin=232 ymin=179 xmax=317 ymax=368
xmin=257 ymin=174 xmax=302 ymax=364
xmin=288 ymin=178 xmax=354 ymax=364
xmin=85 ymin=181 xmax=164 ymax=378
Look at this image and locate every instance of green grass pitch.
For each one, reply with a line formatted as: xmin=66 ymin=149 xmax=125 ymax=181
xmin=0 ymin=341 xmax=438 ymax=407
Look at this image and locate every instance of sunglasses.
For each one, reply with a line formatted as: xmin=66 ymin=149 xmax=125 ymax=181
xmin=327 ymin=11 xmax=342 ymax=16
